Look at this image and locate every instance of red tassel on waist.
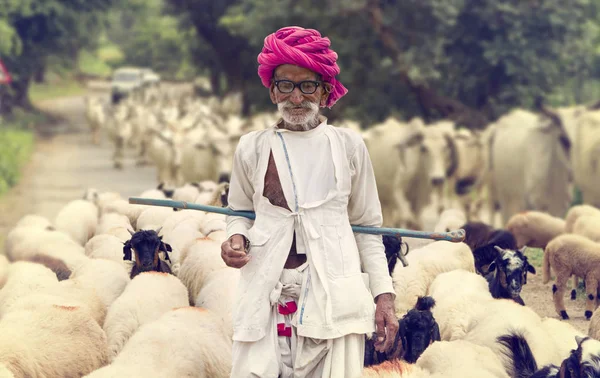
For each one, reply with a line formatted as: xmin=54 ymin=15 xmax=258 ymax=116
xmin=278 ymin=301 xmax=297 ymax=315
xmin=277 ymin=323 xmax=292 ymax=337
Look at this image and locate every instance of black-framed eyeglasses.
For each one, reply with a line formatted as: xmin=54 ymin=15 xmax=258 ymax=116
xmin=274 ymin=80 xmax=321 ymax=94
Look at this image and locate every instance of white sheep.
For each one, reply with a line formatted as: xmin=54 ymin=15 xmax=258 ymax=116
xmin=0 ymin=256 xmax=8 ymax=290
xmin=433 ymin=208 xmax=467 ymax=233
xmin=362 ymin=339 xmax=510 ymax=378
xmin=177 ymin=237 xmax=227 ymax=304
xmin=84 ymin=307 xmax=231 ymax=378
xmin=95 ymin=212 xmax=134 ymax=242
xmin=198 ymin=212 xmax=227 ymax=236
xmin=427 ymin=269 xmax=494 ymax=341
xmin=14 ymin=214 xmax=54 ymax=230
xmin=572 ymin=214 xmax=600 ymax=242
xmin=0 ymin=261 xmax=59 ymax=317
xmin=207 ymin=229 xmax=227 ymax=243
xmin=5 ymin=278 xmax=107 ymax=326
xmin=505 ymin=210 xmax=565 ymax=249
xmin=463 ymin=299 xmax=571 ymax=374
xmin=543 ymin=234 xmax=600 ymax=320
xmin=172 ymin=183 xmax=201 ymax=203
xmin=69 ymin=258 xmax=131 ymax=310
xmin=103 ymin=271 xmax=189 ymax=360
xmin=540 ymin=317 xmax=586 ymax=359
xmin=4 ymin=226 xmax=79 ymax=260
xmin=565 ymin=204 xmax=600 ymax=233
xmin=135 ymin=206 xmax=176 ymax=231
xmin=8 ymin=232 xmax=90 ymax=272
xmin=101 ymin=198 xmax=147 ymax=229
xmin=85 ymin=234 xmax=128 ymax=262
xmin=392 ymin=241 xmax=475 ymax=316
xmin=0 ymin=304 xmax=109 ymax=377
xmin=195 ymin=267 xmax=240 ymax=338
xmin=54 ymin=199 xmax=99 ymax=246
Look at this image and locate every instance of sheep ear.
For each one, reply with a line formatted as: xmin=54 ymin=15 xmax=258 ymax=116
xmin=123 ymin=241 xmax=132 ymax=261
xmin=527 ymin=264 xmax=536 ymax=275
xmin=575 ymin=336 xmax=587 ymax=346
xmin=431 ymin=322 xmax=441 ymax=342
xmin=488 ymin=261 xmax=497 ymax=273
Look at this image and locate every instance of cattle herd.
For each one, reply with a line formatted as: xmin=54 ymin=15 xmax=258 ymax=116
xmin=1 ymin=85 xmax=600 ymax=377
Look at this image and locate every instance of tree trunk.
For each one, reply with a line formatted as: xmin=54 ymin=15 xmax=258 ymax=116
xmin=366 ymin=0 xmax=489 ymax=129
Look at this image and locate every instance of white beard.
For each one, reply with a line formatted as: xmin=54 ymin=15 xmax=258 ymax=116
xmin=277 ymin=101 xmax=320 ymax=131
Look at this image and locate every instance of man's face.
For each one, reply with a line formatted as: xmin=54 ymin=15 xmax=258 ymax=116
xmin=270 ymin=64 xmax=330 ymax=126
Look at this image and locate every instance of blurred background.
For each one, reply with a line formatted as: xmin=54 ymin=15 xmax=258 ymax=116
xmin=1 ymin=0 xmax=598 ymax=227
xmin=0 ymin=0 xmax=600 ymax=338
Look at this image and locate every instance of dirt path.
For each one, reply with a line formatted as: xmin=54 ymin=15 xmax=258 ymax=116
xmin=0 ymin=91 xmax=157 ymax=248
xmin=0 ymin=86 xmax=592 ymax=335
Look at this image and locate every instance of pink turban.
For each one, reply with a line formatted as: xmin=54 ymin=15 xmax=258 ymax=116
xmin=257 ymin=26 xmax=348 ymax=108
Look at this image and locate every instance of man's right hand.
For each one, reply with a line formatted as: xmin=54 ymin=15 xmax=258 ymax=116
xmin=221 ymin=234 xmax=250 ymax=268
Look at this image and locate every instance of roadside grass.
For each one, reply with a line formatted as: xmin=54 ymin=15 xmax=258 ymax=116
xmin=0 ymin=114 xmax=36 ymax=196
xmin=29 ymin=76 xmax=87 ymax=103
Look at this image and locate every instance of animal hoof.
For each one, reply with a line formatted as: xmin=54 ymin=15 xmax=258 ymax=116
xmin=552 ymin=284 xmax=558 ymax=294
xmin=560 ymin=310 xmax=569 ymax=320
xmin=571 ymin=289 xmax=577 ymax=300
xmin=586 ymin=311 xmax=593 ymax=320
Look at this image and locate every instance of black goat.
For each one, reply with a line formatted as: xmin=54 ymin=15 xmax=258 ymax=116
xmin=364 ymin=296 xmax=440 ymax=366
xmin=382 ymin=234 xmax=408 ymax=275
xmin=461 ymin=222 xmax=518 ymax=276
xmin=487 ymin=246 xmax=536 ymax=306
xmin=123 ymin=228 xmax=173 ymax=279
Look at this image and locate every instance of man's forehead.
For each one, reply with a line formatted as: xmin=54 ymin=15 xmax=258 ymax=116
xmin=274 ymin=65 xmax=319 ymax=80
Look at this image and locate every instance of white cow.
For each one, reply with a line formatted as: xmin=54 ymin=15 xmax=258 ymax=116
xmin=486 ymin=108 xmax=572 ymax=225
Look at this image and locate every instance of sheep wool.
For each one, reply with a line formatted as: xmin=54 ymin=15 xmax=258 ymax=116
xmin=505 ymin=211 xmax=565 ymax=249
xmin=54 ymin=199 xmax=99 ymax=246
xmin=0 ymin=305 xmax=109 ymax=377
xmin=84 ymin=307 xmax=231 ymax=378
xmin=103 ymin=271 xmax=189 ymax=360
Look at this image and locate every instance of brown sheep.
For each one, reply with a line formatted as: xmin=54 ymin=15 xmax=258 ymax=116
xmin=25 ymin=254 xmax=72 ymax=281
xmin=543 ymin=234 xmax=600 ymax=320
xmin=565 ymin=204 xmax=600 ymax=233
xmin=506 ymin=211 xmax=565 ymax=250
xmin=590 ymin=307 xmax=600 ymax=340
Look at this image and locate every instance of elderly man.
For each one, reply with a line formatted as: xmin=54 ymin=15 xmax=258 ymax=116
xmin=221 ymin=26 xmax=397 ymax=378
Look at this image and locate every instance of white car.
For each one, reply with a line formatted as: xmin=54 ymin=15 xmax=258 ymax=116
xmin=111 ymin=67 xmax=145 ymax=103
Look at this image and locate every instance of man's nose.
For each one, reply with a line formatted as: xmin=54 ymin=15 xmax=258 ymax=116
xmin=289 ymin=88 xmax=304 ymax=104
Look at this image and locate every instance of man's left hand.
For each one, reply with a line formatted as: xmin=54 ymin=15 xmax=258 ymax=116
xmin=374 ymin=293 xmax=398 ymax=353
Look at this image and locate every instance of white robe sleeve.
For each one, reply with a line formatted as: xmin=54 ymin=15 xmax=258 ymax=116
xmin=348 ymin=139 xmax=396 ymax=300
xmin=226 ymin=136 xmax=255 ymax=241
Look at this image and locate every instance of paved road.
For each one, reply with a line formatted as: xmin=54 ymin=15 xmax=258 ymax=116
xmin=0 ymin=92 xmax=157 ymax=246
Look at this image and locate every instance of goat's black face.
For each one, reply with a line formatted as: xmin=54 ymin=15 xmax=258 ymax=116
xmin=490 ymin=247 xmax=535 ymax=299
xmin=123 ymin=230 xmax=172 ymax=272
xmin=398 ymin=309 xmax=439 ymax=363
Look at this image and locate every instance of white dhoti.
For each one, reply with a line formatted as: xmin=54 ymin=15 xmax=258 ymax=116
xmin=230 ymin=263 xmax=365 ymax=378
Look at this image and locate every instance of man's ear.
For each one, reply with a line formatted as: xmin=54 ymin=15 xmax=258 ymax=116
xmin=270 ymin=81 xmax=277 ymax=104
xmin=320 ymin=82 xmax=332 ymax=107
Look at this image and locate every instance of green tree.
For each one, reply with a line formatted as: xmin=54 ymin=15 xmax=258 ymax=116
xmin=0 ymin=0 xmax=116 ymax=113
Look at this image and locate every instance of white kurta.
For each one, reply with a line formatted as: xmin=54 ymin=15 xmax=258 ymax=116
xmin=226 ymin=117 xmax=394 ymax=378
xmin=275 ymin=125 xmax=336 ymax=254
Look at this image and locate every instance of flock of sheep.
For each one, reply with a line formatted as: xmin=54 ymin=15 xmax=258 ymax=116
xmin=2 ymin=180 xmax=600 ymax=377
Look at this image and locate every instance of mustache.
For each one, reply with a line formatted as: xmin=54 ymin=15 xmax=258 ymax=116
xmin=279 ymin=101 xmax=318 ymax=110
